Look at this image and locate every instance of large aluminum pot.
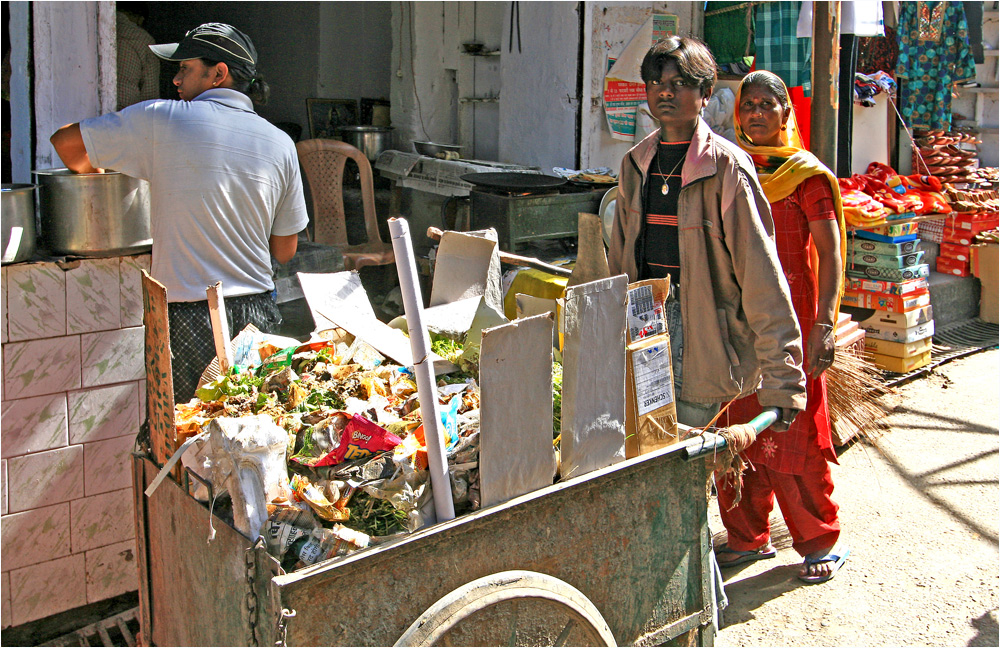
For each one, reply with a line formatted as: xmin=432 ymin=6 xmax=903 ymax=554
xmin=337 ymin=125 xmax=394 ymax=162
xmin=1 ymin=183 xmax=37 ymax=264
xmin=33 ymin=169 xmax=152 ymax=256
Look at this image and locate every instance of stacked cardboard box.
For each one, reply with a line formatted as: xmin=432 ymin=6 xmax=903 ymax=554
xmin=937 ymin=212 xmax=1000 ymax=277
xmin=844 ymin=226 xmax=934 ymax=372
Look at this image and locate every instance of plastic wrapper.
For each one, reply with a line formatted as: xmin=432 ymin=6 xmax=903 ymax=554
xmin=291 ymin=412 xmax=402 ymax=468
xmin=290 ymin=474 xmax=350 ymax=522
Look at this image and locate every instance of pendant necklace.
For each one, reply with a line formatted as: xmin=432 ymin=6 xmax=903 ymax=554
xmin=656 ymin=146 xmax=684 ymax=196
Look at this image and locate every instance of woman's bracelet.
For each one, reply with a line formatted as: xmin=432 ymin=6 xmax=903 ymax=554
xmin=813 ymin=323 xmax=835 ymax=331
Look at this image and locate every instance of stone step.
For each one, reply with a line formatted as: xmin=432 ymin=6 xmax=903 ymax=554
xmin=928 ymin=270 xmax=982 ymax=328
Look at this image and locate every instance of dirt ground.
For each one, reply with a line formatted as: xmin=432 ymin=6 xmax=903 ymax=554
xmin=712 ymin=348 xmax=999 ymax=647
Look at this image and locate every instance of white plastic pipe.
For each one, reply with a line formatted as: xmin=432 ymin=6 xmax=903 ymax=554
xmin=388 ymin=217 xmax=455 ymax=522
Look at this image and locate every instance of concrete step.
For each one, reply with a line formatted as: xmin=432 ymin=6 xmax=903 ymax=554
xmin=918 ymin=239 xmax=940 ymax=268
xmin=928 ymin=270 xmax=982 ymax=328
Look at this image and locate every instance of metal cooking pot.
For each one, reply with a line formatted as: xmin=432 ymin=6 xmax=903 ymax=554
xmin=1 ymin=183 xmax=37 ymax=264
xmin=33 ymin=169 xmax=152 ymax=257
xmin=337 ymin=125 xmax=395 ymax=162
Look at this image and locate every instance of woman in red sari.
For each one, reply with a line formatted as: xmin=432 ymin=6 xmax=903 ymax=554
xmin=715 ymin=70 xmax=849 ymax=584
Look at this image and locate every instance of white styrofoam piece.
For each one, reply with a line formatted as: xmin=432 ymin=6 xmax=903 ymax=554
xmin=206 ymin=415 xmax=290 ymax=539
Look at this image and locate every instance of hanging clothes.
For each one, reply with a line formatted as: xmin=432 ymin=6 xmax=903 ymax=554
xmin=857 ymin=24 xmax=900 ymax=75
xmin=754 ymin=1 xmax=812 ymax=95
xmin=704 ymin=1 xmax=756 ymax=66
xmin=896 ymin=1 xmax=977 ymax=130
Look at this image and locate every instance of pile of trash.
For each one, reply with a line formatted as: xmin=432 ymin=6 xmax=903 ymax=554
xmin=175 ymin=330 xmax=483 ymax=573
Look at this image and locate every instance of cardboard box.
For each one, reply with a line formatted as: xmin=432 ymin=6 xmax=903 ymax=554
xmin=852 ymin=228 xmax=918 ymax=243
xmin=868 ymin=349 xmax=932 ymax=373
xmin=936 ymin=255 xmax=971 ymax=277
xmin=843 ymin=276 xmax=928 ymax=296
xmin=625 ymin=333 xmax=678 ymax=459
xmin=841 ymin=288 xmax=930 ymax=312
xmin=846 ymin=263 xmax=930 ymax=282
xmin=939 ymin=242 xmax=972 ymax=262
xmin=855 ymin=305 xmax=933 ymax=329
xmin=971 ymin=243 xmax=999 ymax=324
xmin=860 ymin=222 xmax=920 ymax=239
xmin=941 ymin=229 xmax=975 ymax=246
xmin=848 ymin=237 xmax=920 ymax=255
xmin=864 ymin=336 xmax=933 ymax=358
xmin=860 ymin=319 xmax=934 ymax=343
xmin=847 ymin=249 xmax=924 ymax=269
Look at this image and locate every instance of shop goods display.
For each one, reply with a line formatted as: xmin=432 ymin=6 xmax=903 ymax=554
xmin=911 ymin=128 xmax=996 ymax=187
xmin=843 ymin=223 xmax=936 ymax=372
xmin=838 ymin=162 xmax=953 ymax=228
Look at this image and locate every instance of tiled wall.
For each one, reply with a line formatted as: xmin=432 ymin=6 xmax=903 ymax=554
xmin=1 ymin=254 xmax=149 ymax=628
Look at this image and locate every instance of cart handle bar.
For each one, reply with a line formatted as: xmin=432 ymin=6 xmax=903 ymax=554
xmin=680 ymin=407 xmax=780 ymax=461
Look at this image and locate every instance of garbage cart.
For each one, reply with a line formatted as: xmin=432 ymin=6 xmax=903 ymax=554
xmin=132 ymin=429 xmax=725 ymax=647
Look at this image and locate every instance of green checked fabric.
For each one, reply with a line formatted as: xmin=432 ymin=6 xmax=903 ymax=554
xmin=754 ymin=1 xmax=812 ymax=96
xmin=705 ymin=1 xmax=755 ymax=66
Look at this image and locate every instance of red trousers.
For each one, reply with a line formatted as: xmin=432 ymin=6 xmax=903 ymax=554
xmin=717 ymin=452 xmax=840 ymax=557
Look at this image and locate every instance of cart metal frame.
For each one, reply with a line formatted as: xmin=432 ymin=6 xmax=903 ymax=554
xmin=132 ymin=430 xmax=723 ymax=646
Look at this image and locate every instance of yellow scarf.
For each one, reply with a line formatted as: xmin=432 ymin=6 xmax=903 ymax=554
xmin=734 ymin=74 xmax=847 ymax=315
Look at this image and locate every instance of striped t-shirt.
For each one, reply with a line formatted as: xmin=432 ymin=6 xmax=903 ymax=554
xmin=642 ymin=140 xmax=689 ymax=284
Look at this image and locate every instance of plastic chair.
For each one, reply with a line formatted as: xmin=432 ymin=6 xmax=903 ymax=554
xmin=295 ymin=138 xmax=395 ymax=271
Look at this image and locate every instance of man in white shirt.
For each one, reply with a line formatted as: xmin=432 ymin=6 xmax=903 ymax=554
xmin=51 ymin=23 xmax=309 ymax=402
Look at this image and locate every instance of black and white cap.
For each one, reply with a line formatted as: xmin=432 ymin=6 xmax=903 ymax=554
xmin=149 ymin=23 xmax=257 ymax=73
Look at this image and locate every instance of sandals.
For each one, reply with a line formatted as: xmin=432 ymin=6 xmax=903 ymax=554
xmin=715 ymin=542 xmax=777 ymax=568
xmin=798 ymin=546 xmax=850 ymax=584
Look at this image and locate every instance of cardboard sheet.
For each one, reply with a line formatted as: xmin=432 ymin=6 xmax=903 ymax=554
xmin=298 ymin=271 xmax=457 ymax=374
xmin=429 ymin=229 xmax=504 ymax=314
xmin=559 ymin=275 xmax=628 ymax=479
xmin=479 ymin=314 xmax=557 ymax=508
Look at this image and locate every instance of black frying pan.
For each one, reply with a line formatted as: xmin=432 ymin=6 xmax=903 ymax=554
xmin=460 ymin=172 xmax=567 ymax=193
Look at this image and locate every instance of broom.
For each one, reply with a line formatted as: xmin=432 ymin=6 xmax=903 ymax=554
xmin=826 ymin=344 xmax=893 ymax=445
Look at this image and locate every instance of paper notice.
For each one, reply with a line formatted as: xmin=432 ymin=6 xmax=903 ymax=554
xmin=631 ymin=342 xmax=674 ymax=417
xmin=603 ymin=14 xmax=678 ymax=141
xmin=626 ymin=278 xmax=669 ymax=343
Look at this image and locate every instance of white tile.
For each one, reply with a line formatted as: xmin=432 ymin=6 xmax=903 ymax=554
xmin=70 ymin=488 xmax=134 ymax=553
xmin=0 ymin=503 xmax=73 ymax=569
xmin=119 ymin=254 xmax=151 ymax=328
xmin=1 ymin=572 xmax=10 ymax=628
xmin=66 ymin=258 xmax=121 ymax=334
xmin=8 ymin=554 xmax=86 ymax=626
xmin=68 ymin=383 xmax=140 ymax=445
xmin=85 ymin=540 xmax=138 ymax=603
xmin=2 ymin=336 xmax=81 ymax=400
xmin=6 ymin=445 xmax=84 ymax=513
xmin=83 ymin=435 xmax=135 ymax=496
xmin=5 ymin=263 xmax=67 ymax=342
xmin=80 ymin=327 xmax=144 ymax=387
xmin=1 ymin=393 xmax=69 ymax=458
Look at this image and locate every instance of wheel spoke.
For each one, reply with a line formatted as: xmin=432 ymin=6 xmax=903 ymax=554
xmin=554 ymin=618 xmax=577 ymax=647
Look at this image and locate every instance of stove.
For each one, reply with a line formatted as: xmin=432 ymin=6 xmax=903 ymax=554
xmin=469 ymin=185 xmax=607 ymax=253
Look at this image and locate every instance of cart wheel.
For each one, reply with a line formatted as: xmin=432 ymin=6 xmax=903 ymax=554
xmin=394 ymin=570 xmax=617 ymax=647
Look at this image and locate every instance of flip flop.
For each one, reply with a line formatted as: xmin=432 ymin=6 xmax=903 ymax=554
xmin=715 ymin=542 xmax=777 ymax=568
xmin=798 ymin=546 xmax=850 ymax=584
